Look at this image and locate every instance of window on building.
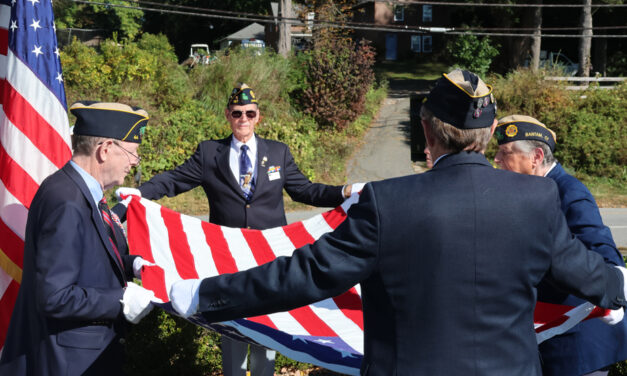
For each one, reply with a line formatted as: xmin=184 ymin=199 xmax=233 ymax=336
xmin=423 ymin=35 xmax=433 ymax=53
xmin=411 ymin=35 xmax=421 ymax=52
xmin=422 ymin=5 xmax=432 ymax=22
xmin=394 ymin=5 xmax=404 ymax=21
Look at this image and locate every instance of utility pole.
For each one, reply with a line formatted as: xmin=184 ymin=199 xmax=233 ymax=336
xmin=530 ymin=1 xmax=542 ymax=71
xmin=278 ymin=0 xmax=292 ymax=57
xmin=578 ymin=0 xmax=592 ymax=77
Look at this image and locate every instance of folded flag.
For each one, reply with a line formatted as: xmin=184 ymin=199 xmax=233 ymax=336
xmin=124 ymin=192 xmax=612 ymax=375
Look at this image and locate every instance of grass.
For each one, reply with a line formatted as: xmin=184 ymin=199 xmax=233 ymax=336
xmin=374 ymin=59 xmax=448 ymax=81
xmin=578 ymin=174 xmax=627 ymax=208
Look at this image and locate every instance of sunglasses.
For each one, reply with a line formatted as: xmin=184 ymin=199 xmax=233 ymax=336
xmin=231 ymin=110 xmax=257 ymax=119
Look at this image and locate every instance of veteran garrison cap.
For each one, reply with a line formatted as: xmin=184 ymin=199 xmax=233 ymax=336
xmin=495 ymin=115 xmax=556 ymax=152
xmin=227 ymin=83 xmax=258 ymax=106
xmin=70 ymin=101 xmax=149 ymax=143
xmin=424 ymin=69 xmax=496 ymax=129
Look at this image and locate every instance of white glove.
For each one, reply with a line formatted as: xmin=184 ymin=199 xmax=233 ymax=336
xmin=351 ymin=182 xmax=366 ymax=195
xmin=169 ymin=279 xmax=201 ymax=318
xmin=115 ymin=187 xmax=141 ymax=207
xmin=132 ymin=257 xmax=156 ymax=279
xmin=121 ymin=282 xmax=162 ymax=324
xmin=600 ymin=308 xmax=624 ymax=325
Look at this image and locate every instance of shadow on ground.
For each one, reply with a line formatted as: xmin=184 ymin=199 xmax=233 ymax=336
xmin=387 ymin=78 xmax=435 ymax=98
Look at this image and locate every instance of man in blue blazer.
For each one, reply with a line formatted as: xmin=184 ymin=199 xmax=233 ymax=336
xmin=169 ymin=70 xmax=627 ymax=375
xmin=494 ymin=115 xmax=627 ymax=376
xmin=114 ymin=83 xmax=353 ymax=376
xmin=0 ymin=102 xmax=159 ymax=375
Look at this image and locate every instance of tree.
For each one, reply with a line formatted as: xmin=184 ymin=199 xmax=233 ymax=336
xmin=278 ymin=0 xmax=292 ymax=57
xmin=578 ymin=0 xmax=592 ymax=77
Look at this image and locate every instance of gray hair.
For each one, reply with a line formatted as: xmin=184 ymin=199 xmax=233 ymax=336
xmin=71 ymin=134 xmax=108 ymax=156
xmin=420 ymin=105 xmax=493 ymax=153
xmin=511 ymin=140 xmax=556 ymax=167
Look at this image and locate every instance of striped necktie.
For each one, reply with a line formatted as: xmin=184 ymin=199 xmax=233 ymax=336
xmin=239 ymin=144 xmax=255 ymax=201
xmin=98 ymin=197 xmax=125 ymax=273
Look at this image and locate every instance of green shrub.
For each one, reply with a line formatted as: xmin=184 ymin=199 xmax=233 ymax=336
xmin=445 ymin=33 xmax=500 ymax=78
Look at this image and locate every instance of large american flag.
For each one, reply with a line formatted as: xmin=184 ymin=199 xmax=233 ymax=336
xmin=125 ymin=193 xmax=610 ymax=375
xmin=0 ymin=0 xmax=70 ymax=354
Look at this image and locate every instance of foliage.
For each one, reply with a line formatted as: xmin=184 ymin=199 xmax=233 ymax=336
xmin=445 ymin=32 xmax=500 ymax=78
xmin=607 ymin=51 xmax=627 ymax=77
xmin=293 ymin=37 xmax=376 ymax=130
xmin=53 ymin=0 xmax=143 ymax=40
xmin=124 ymin=310 xmax=222 ymax=375
xmin=489 ymin=68 xmax=627 ymax=181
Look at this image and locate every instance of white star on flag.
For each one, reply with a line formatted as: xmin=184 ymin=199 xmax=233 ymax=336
xmin=54 ymin=47 xmax=60 ymax=57
xmin=55 ymin=73 xmax=62 ymax=82
xmin=27 ymin=0 xmax=39 ymax=5
xmin=9 ymin=20 xmax=17 ymax=31
xmin=30 ymin=19 xmax=41 ymax=32
xmin=315 ymin=339 xmax=334 ymax=344
xmin=32 ymin=45 xmax=43 ymax=57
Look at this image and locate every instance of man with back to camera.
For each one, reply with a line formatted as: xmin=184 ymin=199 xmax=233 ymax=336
xmin=494 ymin=114 xmax=627 ymax=376
xmin=0 ymin=102 xmax=159 ymax=375
xmin=113 ymin=83 xmax=355 ymax=376
xmin=167 ymin=69 xmax=627 ymax=375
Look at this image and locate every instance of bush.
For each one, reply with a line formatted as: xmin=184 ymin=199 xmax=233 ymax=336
xmin=445 ymin=33 xmax=499 ymax=78
xmin=293 ymin=37 xmax=376 ymax=130
xmin=490 ymin=69 xmax=627 ymax=180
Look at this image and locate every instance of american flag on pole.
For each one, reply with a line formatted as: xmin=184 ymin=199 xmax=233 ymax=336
xmin=0 ymin=0 xmax=70 ymax=355
xmin=125 ymin=192 xmax=612 ymax=374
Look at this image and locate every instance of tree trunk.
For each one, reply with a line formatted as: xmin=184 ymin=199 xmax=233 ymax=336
xmin=530 ymin=2 xmax=542 ymax=71
xmin=278 ymin=0 xmax=292 ymax=57
xmin=578 ymin=0 xmax=592 ymax=77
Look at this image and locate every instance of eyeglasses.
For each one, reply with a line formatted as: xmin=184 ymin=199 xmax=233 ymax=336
xmin=230 ymin=110 xmax=257 ymax=119
xmin=113 ymin=141 xmax=141 ymax=164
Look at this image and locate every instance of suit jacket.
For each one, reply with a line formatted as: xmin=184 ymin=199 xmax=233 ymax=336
xmin=0 ymin=163 xmax=137 ymax=376
xmin=538 ymin=163 xmax=627 ymax=375
xmin=194 ymin=152 xmax=626 ymax=376
xmin=135 ymin=134 xmax=344 ymax=229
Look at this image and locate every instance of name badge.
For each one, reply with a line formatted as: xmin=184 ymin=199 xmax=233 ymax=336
xmin=267 ymin=166 xmax=281 ymax=181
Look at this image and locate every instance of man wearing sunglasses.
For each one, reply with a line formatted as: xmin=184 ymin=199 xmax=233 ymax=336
xmin=114 ymin=83 xmax=354 ymax=376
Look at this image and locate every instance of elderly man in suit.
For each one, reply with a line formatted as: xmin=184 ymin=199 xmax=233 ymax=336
xmin=494 ymin=115 xmax=627 ymax=376
xmin=0 ymin=102 xmax=159 ymax=375
xmin=114 ymin=83 xmax=353 ymax=376
xmin=168 ymin=70 xmax=627 ymax=375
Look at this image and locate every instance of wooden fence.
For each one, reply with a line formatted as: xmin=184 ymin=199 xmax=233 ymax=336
xmin=545 ymin=76 xmax=627 ymax=90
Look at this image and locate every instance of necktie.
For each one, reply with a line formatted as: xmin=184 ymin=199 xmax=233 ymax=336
xmin=98 ymin=197 xmax=125 ymax=273
xmin=239 ymin=144 xmax=255 ymax=201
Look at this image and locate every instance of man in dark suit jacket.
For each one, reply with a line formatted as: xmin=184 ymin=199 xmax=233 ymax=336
xmin=0 ymin=102 xmax=159 ymax=375
xmin=115 ymin=83 xmax=352 ymax=376
xmin=169 ymin=70 xmax=627 ymax=375
xmin=494 ymin=115 xmax=627 ymax=376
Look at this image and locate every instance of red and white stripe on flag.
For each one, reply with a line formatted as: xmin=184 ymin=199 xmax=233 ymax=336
xmin=126 ymin=193 xmax=366 ymax=356
xmin=0 ymin=0 xmax=71 ymax=354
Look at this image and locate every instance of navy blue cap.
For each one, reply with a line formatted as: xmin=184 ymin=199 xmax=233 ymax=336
xmin=227 ymin=83 xmax=258 ymax=106
xmin=424 ymin=69 xmax=496 ymax=129
xmin=495 ymin=115 xmax=556 ymax=152
xmin=70 ymin=101 xmax=149 ymax=143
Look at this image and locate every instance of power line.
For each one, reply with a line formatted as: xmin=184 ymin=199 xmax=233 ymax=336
xmin=69 ymin=0 xmax=627 ymax=38
xmin=390 ymin=1 xmax=627 ymax=8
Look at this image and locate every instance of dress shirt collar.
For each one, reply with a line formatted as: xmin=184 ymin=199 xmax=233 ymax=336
xmin=543 ymin=161 xmax=557 ymax=177
xmin=69 ymin=160 xmax=104 ymax=205
xmin=432 ymin=153 xmax=449 ymax=168
xmin=231 ymin=133 xmax=257 ymax=156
